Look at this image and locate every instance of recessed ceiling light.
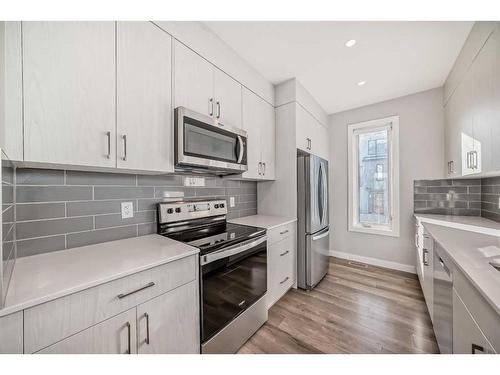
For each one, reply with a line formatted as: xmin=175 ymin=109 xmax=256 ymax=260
xmin=345 ymin=39 xmax=356 ymax=47
xmin=357 ymin=81 xmax=366 ymax=86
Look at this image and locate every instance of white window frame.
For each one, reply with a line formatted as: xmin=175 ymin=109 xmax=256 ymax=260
xmin=347 ymin=115 xmax=400 ymax=237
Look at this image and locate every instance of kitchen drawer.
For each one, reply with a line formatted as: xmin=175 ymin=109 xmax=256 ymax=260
xmin=267 ymin=221 xmax=296 ymax=246
xmin=453 ymin=268 xmax=500 ymax=352
xmin=453 ymin=288 xmax=496 ymax=354
xmin=37 ymin=308 xmax=137 ymax=354
xmin=24 ymin=255 xmax=197 ymax=353
xmin=267 ymin=235 xmax=295 ymax=307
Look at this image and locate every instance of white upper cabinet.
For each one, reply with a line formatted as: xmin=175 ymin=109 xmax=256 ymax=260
xmin=174 ymin=40 xmax=214 ymax=117
xmin=445 ymin=24 xmax=500 ymax=177
xmin=242 ymin=87 xmax=275 ymax=180
xmin=23 ymin=22 xmax=116 ymax=168
xmin=296 ymin=104 xmax=329 ymax=160
xmin=117 ymin=22 xmax=173 ymax=173
xmin=214 ymin=68 xmax=242 ymax=129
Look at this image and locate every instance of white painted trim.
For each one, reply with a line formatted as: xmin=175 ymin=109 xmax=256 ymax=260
xmin=330 ymin=250 xmax=416 ymax=274
xmin=347 ymin=115 xmax=400 ymax=237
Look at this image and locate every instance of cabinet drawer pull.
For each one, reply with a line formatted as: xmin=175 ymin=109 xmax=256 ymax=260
xmin=262 ymin=162 xmax=266 ymax=175
xmin=117 ymin=282 xmax=155 ymax=299
xmin=105 ymin=131 xmax=111 ymax=159
xmin=144 ymin=313 xmax=150 ymax=345
xmin=216 ymin=101 xmax=221 ymax=119
xmin=125 ymin=322 xmax=131 ymax=354
xmin=209 ymin=98 xmax=214 ymax=116
xmin=423 ymin=249 xmax=429 ymax=266
xmin=280 ymin=276 xmax=290 ymax=285
xmin=280 ymin=250 xmax=290 ymax=257
xmin=122 ymin=134 xmax=127 ymax=161
xmin=472 ymin=343 xmax=484 ymax=354
xmin=279 ymin=229 xmax=289 ymax=235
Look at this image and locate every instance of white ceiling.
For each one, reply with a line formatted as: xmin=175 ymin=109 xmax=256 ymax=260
xmin=203 ymin=21 xmax=473 ymax=114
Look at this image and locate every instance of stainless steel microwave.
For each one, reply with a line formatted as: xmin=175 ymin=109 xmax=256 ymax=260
xmin=174 ymin=107 xmax=248 ymax=175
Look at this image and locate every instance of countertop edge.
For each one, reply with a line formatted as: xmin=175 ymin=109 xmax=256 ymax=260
xmin=0 ymin=248 xmax=199 ymax=318
xmin=414 ymin=214 xmax=500 ymax=237
xmin=229 ymin=215 xmax=297 ymax=230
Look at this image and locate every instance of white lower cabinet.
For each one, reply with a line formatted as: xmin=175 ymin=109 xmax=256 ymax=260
xmin=136 ymin=281 xmax=199 ymax=354
xmin=414 ymin=220 xmax=433 ymax=319
xmin=0 ymin=311 xmax=23 ymax=354
xmin=453 ymin=288 xmax=496 ymax=354
xmin=266 ymin=222 xmax=296 ymax=308
xmin=38 ymin=308 xmax=138 ymax=354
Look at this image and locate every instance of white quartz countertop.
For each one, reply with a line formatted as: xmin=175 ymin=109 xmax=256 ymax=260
xmin=0 ymin=235 xmax=198 ymax=317
xmin=229 ymin=215 xmax=297 ymax=230
xmin=421 ymin=223 xmax=500 ymax=315
xmin=415 ymin=214 xmax=500 ymax=237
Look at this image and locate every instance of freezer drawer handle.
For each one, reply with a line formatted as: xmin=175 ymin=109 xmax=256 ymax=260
xmin=472 ymin=344 xmax=484 ymax=354
xmin=117 ymin=282 xmax=155 ymax=299
xmin=312 ymin=229 xmax=330 ymax=241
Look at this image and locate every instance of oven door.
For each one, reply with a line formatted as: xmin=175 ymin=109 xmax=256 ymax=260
xmin=175 ymin=107 xmax=248 ymax=174
xmin=200 ymin=235 xmax=267 ymax=344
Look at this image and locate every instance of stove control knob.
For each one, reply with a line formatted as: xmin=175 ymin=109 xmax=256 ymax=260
xmin=214 ymin=204 xmax=219 ymax=209
xmin=175 ymin=207 xmax=181 ymax=213
xmin=167 ymin=208 xmax=174 ymax=214
xmin=220 ymin=203 xmax=225 ymax=208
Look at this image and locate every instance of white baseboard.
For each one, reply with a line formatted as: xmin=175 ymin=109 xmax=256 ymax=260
xmin=329 ymin=250 xmax=416 ymax=274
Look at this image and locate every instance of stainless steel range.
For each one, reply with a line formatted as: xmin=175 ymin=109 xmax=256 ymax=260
xmin=157 ymin=199 xmax=268 ymax=354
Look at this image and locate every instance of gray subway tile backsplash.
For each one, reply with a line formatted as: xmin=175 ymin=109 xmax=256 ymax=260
xmin=414 ymin=177 xmax=500 ymax=223
xmin=7 ymin=168 xmax=258 ymax=258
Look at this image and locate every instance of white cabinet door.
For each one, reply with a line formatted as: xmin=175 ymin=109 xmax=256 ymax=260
xmin=453 ymin=289 xmax=496 ymax=354
xmin=260 ymin=99 xmax=276 ymax=180
xmin=490 ymin=27 xmax=500 ymax=172
xmin=457 ymin=69 xmax=475 ymax=176
xmin=0 ymin=311 xmax=23 ymax=354
xmin=38 ymin=308 xmax=137 ymax=354
xmin=136 ymin=281 xmax=199 ymax=354
xmin=214 ymin=68 xmax=242 ymax=129
xmin=296 ymin=104 xmax=312 ymax=153
xmin=314 ymin=121 xmax=329 ymax=160
xmin=242 ymin=88 xmax=263 ymax=179
xmin=117 ymin=22 xmax=173 ymax=173
xmin=444 ymin=94 xmax=461 ymax=177
xmin=23 ymin=22 xmax=116 ymax=168
xmin=174 ymin=40 xmax=214 ymax=117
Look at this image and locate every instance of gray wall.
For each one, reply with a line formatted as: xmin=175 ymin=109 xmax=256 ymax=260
xmin=13 ymin=169 xmax=257 ymax=258
xmin=329 ymin=87 xmax=445 ymax=269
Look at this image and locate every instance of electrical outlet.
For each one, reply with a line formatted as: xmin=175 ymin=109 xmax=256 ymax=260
xmin=230 ymin=197 xmax=235 ymax=207
xmin=121 ymin=202 xmax=134 ymax=219
xmin=184 ymin=177 xmax=205 ymax=187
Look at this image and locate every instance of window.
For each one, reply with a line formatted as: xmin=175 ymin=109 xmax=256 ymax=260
xmin=348 ymin=116 xmax=399 ymax=237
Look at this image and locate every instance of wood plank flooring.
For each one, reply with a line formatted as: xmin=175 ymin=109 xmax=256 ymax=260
xmin=238 ymin=257 xmax=439 ymax=354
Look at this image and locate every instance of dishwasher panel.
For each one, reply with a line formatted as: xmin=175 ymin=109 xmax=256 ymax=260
xmin=433 ymin=244 xmax=453 ymax=354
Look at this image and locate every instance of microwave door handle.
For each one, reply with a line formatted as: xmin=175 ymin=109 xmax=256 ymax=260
xmin=237 ymin=135 xmax=244 ymax=163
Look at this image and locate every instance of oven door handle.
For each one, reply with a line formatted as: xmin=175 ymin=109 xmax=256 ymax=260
xmin=201 ymin=235 xmax=267 ymax=265
xmin=237 ymin=135 xmax=244 ymax=164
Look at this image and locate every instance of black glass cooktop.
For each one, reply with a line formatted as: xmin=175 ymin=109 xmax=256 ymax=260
xmin=164 ymin=222 xmax=266 ymax=255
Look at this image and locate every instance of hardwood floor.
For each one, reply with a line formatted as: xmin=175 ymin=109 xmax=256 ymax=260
xmin=238 ymin=257 xmax=439 ymax=354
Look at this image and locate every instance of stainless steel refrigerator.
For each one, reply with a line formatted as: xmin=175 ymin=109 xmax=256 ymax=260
xmin=297 ymin=154 xmax=330 ymax=290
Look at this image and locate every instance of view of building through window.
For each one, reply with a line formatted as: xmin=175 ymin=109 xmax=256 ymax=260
xmin=357 ymin=129 xmax=390 ymax=226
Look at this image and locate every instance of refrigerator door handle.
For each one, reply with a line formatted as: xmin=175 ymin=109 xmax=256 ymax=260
xmin=312 ymin=229 xmax=330 ymax=241
xmin=321 ymin=162 xmax=328 ymax=225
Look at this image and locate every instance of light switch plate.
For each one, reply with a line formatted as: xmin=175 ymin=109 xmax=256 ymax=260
xmin=121 ymin=202 xmax=134 ymax=219
xmin=230 ymin=197 xmax=235 ymax=208
xmin=184 ymin=177 xmax=205 ymax=187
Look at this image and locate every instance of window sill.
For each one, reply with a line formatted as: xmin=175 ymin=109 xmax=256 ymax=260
xmin=348 ymin=225 xmax=400 ymax=238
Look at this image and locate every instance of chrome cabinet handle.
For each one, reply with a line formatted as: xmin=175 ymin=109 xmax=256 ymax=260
xmin=280 ymin=250 xmax=290 ymax=257
xmin=216 ymin=101 xmax=221 ymax=119
xmin=122 ymin=134 xmax=127 ymax=161
xmin=262 ymin=162 xmax=266 ymax=175
xmin=472 ymin=150 xmax=478 ymax=169
xmin=125 ymin=322 xmax=131 ymax=354
xmin=105 ymin=131 xmax=111 ymax=159
xmin=117 ymin=282 xmax=155 ymax=299
xmin=467 ymin=151 xmax=473 ymax=169
xmin=280 ymin=276 xmax=290 ymax=285
xmin=279 ymin=229 xmax=289 ymax=235
xmin=450 ymin=160 xmax=454 ymax=173
xmin=258 ymin=162 xmax=262 ymax=175
xmin=472 ymin=343 xmax=484 ymax=354
xmin=209 ymin=98 xmax=214 ymax=116
xmin=144 ymin=313 xmax=150 ymax=345
xmin=423 ymin=249 xmax=429 ymax=266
